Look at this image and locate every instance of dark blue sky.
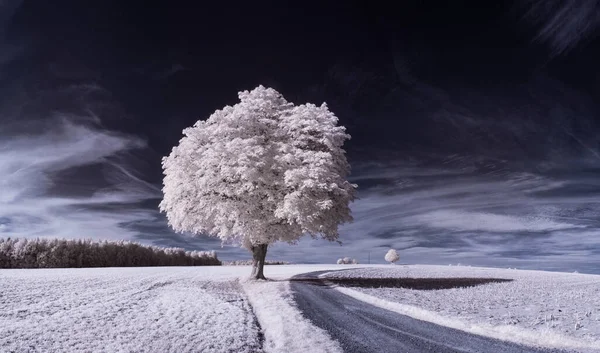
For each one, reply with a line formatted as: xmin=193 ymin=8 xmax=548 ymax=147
xmin=1 ymin=0 xmax=600 ymax=273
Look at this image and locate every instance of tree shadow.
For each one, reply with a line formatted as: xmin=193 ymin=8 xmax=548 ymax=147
xmin=289 ymin=277 xmax=513 ymax=290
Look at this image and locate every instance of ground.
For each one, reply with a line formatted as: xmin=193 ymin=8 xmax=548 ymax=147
xmin=0 ymin=265 xmax=341 ymax=353
xmin=1 ymin=264 xmax=599 ymax=352
xmin=322 ymin=265 xmax=600 ymax=352
xmin=0 ymin=267 xmax=264 ymax=352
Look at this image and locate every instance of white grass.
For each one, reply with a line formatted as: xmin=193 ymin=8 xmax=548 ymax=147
xmin=0 ymin=265 xmax=342 ymax=353
xmin=241 ymin=264 xmax=346 ymax=353
xmin=5 ymin=263 xmax=596 ymax=352
xmin=243 ymin=279 xmax=342 ymax=353
xmin=0 ymin=267 xmax=263 ymax=352
xmin=322 ymin=265 xmax=600 ymax=352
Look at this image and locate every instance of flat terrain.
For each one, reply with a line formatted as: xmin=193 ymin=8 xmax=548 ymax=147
xmin=0 ymin=265 xmax=342 ymax=353
xmin=323 ymin=265 xmax=600 ymax=352
xmin=291 ymin=271 xmax=567 ymax=353
xmin=0 ymin=267 xmax=263 ymax=352
xmin=2 ymin=264 xmax=599 ymax=352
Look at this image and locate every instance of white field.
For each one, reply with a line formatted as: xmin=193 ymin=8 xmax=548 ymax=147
xmin=0 ymin=265 xmax=342 ymax=353
xmin=323 ymin=265 xmax=600 ymax=352
xmin=2 ymin=264 xmax=599 ymax=352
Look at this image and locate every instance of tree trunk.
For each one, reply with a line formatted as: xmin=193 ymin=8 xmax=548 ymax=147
xmin=250 ymin=244 xmax=268 ymax=280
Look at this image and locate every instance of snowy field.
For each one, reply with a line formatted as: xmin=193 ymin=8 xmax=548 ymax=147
xmin=0 ymin=265 xmax=342 ymax=353
xmin=322 ymin=265 xmax=600 ymax=352
xmin=3 ymin=264 xmax=600 ymax=352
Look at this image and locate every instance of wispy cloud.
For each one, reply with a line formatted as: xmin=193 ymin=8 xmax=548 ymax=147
xmin=268 ymin=164 xmax=600 ymax=273
xmin=2 ymin=3 xmax=600 ymax=275
xmin=0 ymin=115 xmax=162 ymax=240
xmin=269 ymin=61 xmax=600 ymax=273
xmin=411 ymin=210 xmax=579 ymax=233
xmin=519 ymin=0 xmax=600 ymax=55
xmin=0 ymin=24 xmax=164 ymax=243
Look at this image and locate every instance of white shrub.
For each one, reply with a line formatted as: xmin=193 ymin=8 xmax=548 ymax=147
xmin=384 ymin=249 xmax=400 ymax=264
xmin=338 ymin=257 xmax=357 ymax=264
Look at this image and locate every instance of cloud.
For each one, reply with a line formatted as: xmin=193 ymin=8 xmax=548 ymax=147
xmin=0 ymin=115 xmax=162 ymax=240
xmin=293 ymin=55 xmax=600 ymax=270
xmin=2 ymin=2 xmax=600 ymax=275
xmin=0 ymin=27 xmax=166 ymax=243
xmin=265 ymin=159 xmax=600 ymax=273
xmin=274 ymin=58 xmax=600 ymax=270
xmin=519 ymin=0 xmax=600 ymax=55
xmin=411 ymin=210 xmax=579 ymax=233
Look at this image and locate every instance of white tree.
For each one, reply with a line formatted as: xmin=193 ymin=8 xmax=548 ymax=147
xmin=337 ymin=257 xmax=357 ymax=264
xmin=384 ymin=249 xmax=400 ymax=264
xmin=160 ymin=86 xmax=356 ymax=279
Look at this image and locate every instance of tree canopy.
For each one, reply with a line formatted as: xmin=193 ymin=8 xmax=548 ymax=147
xmin=385 ymin=249 xmax=400 ymax=264
xmin=160 ymin=86 xmax=356 ymax=278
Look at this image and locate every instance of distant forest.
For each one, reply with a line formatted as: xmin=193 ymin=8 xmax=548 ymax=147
xmin=0 ymin=238 xmax=221 ymax=268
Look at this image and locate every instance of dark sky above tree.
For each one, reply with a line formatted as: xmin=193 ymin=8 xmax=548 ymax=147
xmin=1 ymin=0 xmax=600 ymax=272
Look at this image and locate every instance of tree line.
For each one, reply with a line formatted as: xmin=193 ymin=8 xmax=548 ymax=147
xmin=0 ymin=237 xmax=221 ymax=268
xmin=337 ymin=257 xmax=358 ymax=264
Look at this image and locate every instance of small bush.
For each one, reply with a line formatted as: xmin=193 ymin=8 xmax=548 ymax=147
xmin=384 ymin=249 xmax=400 ymax=264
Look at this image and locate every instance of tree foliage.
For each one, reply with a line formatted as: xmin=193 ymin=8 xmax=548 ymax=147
xmin=0 ymin=237 xmax=220 ymax=268
xmin=160 ymin=86 xmax=356 ymax=264
xmin=385 ymin=249 xmax=400 ymax=264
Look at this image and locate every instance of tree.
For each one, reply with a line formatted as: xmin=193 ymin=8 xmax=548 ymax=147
xmin=0 ymin=237 xmax=220 ymax=268
xmin=337 ymin=257 xmax=357 ymax=264
xmin=385 ymin=249 xmax=400 ymax=264
xmin=160 ymin=86 xmax=356 ymax=279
